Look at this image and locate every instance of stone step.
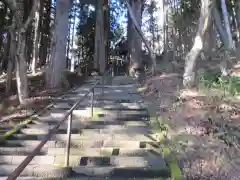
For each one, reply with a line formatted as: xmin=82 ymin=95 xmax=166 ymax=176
xmin=0 ymin=155 xmax=167 ymax=168
xmin=33 ymin=119 xmax=149 ymax=126
xmin=0 ymin=147 xmax=157 ymax=156
xmin=9 ymin=133 xmax=158 ymax=142
xmin=20 ymin=127 xmax=98 ymax=134
xmin=34 ymin=115 xmax=149 ymax=126
xmin=97 ymin=96 xmax=142 ymax=102
xmin=52 ymin=103 xmax=73 ymax=109
xmin=0 ymin=163 xmax=170 ymax=178
xmin=21 ymin=124 xmax=151 ymax=135
xmin=102 ymin=103 xmax=146 ymax=111
xmin=49 ymin=109 xmax=148 ymax=119
xmin=0 ymin=178 xmax=170 ymax=180
xmin=0 ymin=164 xmax=71 ymax=177
xmin=72 ymin=166 xmax=170 ymax=178
xmin=3 ymin=140 xmax=158 ymax=149
xmin=0 ymin=125 xmax=13 ymax=130
xmin=0 ymin=130 xmax=8 ymax=134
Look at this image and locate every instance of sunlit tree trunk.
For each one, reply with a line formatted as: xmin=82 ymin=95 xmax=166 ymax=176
xmin=183 ymin=0 xmax=213 ymax=87
xmin=94 ymin=0 xmax=106 ymax=73
xmin=15 ymin=0 xmax=38 ymax=105
xmin=3 ymin=0 xmax=38 ymax=104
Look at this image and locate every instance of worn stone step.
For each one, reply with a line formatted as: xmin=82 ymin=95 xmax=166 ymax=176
xmin=9 ymin=133 xmax=158 ymax=142
xmin=51 ymin=99 xmax=77 ymax=105
xmin=21 ymin=124 xmax=151 ymax=135
xmin=52 ymin=102 xmax=73 ymax=109
xmin=0 ymin=147 xmax=157 ymax=156
xmin=0 ymin=178 xmax=170 ymax=180
xmin=103 ymin=104 xmax=145 ymax=110
xmin=63 ymin=155 xmax=167 ymax=168
xmin=33 ymin=119 xmax=149 ymax=126
xmin=48 ymin=108 xmax=148 ymax=120
xmin=0 ymin=164 xmax=171 ymax=180
xmin=97 ymin=95 xmax=142 ymax=102
xmin=0 ymin=154 xmax=167 ymax=168
xmin=3 ymin=140 xmax=157 ymax=149
xmin=72 ymin=166 xmax=170 ymax=178
xmin=20 ymin=127 xmax=98 ymax=134
xmin=72 ymin=109 xmax=148 ymax=117
xmin=0 ymin=130 xmax=8 ymax=134
xmin=0 ymin=125 xmax=13 ymax=130
xmin=0 ymin=164 xmax=71 ymax=177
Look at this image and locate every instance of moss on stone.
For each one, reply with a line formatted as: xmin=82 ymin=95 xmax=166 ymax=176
xmin=136 ymin=86 xmax=148 ymax=93
xmin=100 ymin=148 xmax=113 ymax=156
xmin=91 ymin=107 xmax=105 ymax=121
xmin=3 ymin=119 xmax=32 ymax=138
xmin=162 ymin=147 xmax=183 ymax=180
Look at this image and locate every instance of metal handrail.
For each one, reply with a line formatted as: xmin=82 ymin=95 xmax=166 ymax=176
xmin=7 ymin=68 xmax=113 ymax=180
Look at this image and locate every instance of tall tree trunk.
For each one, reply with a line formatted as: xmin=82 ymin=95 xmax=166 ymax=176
xmin=213 ymin=5 xmax=235 ymax=75
xmin=15 ymin=30 xmax=29 ymax=104
xmin=66 ymin=18 xmax=71 ymax=69
xmin=150 ymin=0 xmax=155 ymax=51
xmin=45 ymin=0 xmax=72 ymax=88
xmin=212 ymin=7 xmax=231 ymax=49
xmin=0 ymin=3 xmax=8 ymax=60
xmin=236 ymin=0 xmax=240 ymax=44
xmin=94 ymin=0 xmax=106 ymax=73
xmin=24 ymin=0 xmax=34 ymax=68
xmin=104 ymin=0 xmax=109 ymax=69
xmin=220 ymin=0 xmax=234 ymax=49
xmin=70 ymin=2 xmax=77 ymax=72
xmin=127 ymin=0 xmax=133 ymax=63
xmin=5 ymin=24 xmax=16 ymax=96
xmin=230 ymin=0 xmax=239 ymax=45
xmin=183 ymin=0 xmax=213 ymax=87
xmin=125 ymin=0 xmax=156 ymax=73
xmin=31 ymin=1 xmax=41 ymax=74
xmin=130 ymin=0 xmax=142 ymax=68
xmin=15 ymin=0 xmax=38 ymax=105
xmin=1 ymin=31 xmax=11 ymax=73
xmin=39 ymin=0 xmax=51 ymax=67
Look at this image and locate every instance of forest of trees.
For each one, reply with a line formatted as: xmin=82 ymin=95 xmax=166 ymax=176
xmin=0 ymin=0 xmax=239 ymax=106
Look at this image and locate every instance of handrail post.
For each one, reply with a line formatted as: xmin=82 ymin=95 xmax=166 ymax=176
xmin=111 ymin=62 xmax=114 ymax=77
xmin=111 ymin=63 xmax=114 ymax=85
xmin=65 ymin=112 xmax=73 ymax=167
xmin=91 ymin=88 xmax=94 ymax=117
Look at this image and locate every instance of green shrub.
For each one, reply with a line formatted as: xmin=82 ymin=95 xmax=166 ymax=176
xmin=199 ymin=70 xmax=240 ymax=96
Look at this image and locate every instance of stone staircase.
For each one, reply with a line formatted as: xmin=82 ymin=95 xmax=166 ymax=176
xmin=0 ymin=76 xmax=172 ymax=179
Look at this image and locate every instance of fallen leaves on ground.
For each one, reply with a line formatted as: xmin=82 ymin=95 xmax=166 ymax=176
xmin=0 ymin=71 xmax=86 ymax=124
xmin=141 ymin=71 xmax=240 ymax=180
